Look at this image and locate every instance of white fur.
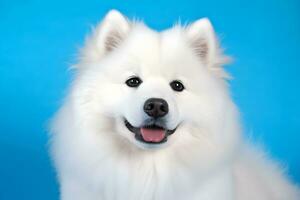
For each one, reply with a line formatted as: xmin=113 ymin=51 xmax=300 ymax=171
xmin=50 ymin=10 xmax=300 ymax=200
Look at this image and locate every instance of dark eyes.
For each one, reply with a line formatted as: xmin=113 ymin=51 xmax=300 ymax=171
xmin=125 ymin=76 xmax=185 ymax=92
xmin=125 ymin=76 xmax=142 ymax=87
xmin=170 ymin=80 xmax=185 ymax=92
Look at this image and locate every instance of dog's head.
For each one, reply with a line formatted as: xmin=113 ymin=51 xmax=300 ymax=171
xmin=71 ymin=10 xmax=240 ymax=153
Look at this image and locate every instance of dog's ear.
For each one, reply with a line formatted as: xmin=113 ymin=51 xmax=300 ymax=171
xmin=77 ymin=10 xmax=130 ymax=67
xmin=187 ymin=18 xmax=217 ymax=64
xmin=96 ymin=10 xmax=130 ymax=53
xmin=186 ymin=18 xmax=230 ymax=78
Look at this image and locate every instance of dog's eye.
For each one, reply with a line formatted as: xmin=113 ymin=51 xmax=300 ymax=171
xmin=126 ymin=76 xmax=142 ymax=88
xmin=170 ymin=80 xmax=185 ymax=92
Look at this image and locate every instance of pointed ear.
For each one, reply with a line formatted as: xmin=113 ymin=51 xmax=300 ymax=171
xmin=186 ymin=18 xmax=230 ymax=77
xmin=77 ymin=10 xmax=131 ymax=68
xmin=96 ymin=10 xmax=130 ymax=53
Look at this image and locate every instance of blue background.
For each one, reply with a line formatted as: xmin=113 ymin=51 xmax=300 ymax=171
xmin=0 ymin=0 xmax=299 ymax=199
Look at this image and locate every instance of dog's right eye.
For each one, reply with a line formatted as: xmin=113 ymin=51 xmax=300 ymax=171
xmin=125 ymin=76 xmax=142 ymax=88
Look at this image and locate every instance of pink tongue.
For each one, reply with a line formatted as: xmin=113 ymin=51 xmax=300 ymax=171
xmin=140 ymin=128 xmax=165 ymax=143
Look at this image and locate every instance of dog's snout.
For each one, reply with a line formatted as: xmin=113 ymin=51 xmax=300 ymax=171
xmin=144 ymin=98 xmax=169 ymax=118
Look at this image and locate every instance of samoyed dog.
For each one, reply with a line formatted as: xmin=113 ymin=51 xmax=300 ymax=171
xmin=50 ymin=10 xmax=299 ymax=200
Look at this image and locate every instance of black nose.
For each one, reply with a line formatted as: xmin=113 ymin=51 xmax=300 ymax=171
xmin=144 ymin=98 xmax=169 ymax=118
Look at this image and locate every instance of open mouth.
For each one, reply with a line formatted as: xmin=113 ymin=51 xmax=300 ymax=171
xmin=124 ymin=120 xmax=177 ymax=144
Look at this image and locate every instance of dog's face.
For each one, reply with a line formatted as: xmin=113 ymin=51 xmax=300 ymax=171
xmin=72 ymin=10 xmax=239 ymax=152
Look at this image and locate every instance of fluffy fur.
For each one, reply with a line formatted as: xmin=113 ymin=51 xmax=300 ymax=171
xmin=50 ymin=10 xmax=300 ymax=200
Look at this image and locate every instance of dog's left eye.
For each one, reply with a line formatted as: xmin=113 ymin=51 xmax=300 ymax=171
xmin=170 ymin=80 xmax=185 ymax=92
xmin=126 ymin=76 xmax=142 ymax=88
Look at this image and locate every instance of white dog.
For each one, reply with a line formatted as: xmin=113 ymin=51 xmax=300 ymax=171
xmin=50 ymin=10 xmax=299 ymax=200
